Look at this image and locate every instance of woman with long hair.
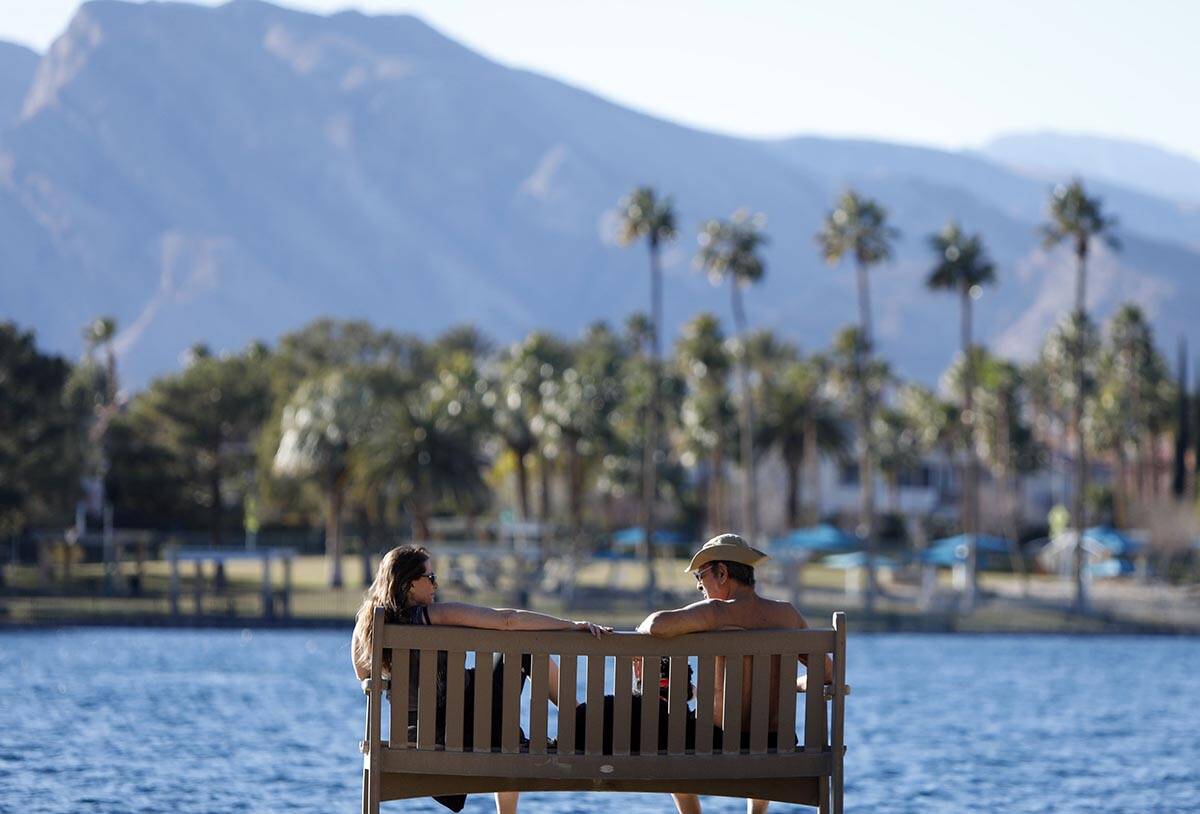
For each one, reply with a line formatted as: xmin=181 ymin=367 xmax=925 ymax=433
xmin=351 ymin=544 xmax=610 ymax=814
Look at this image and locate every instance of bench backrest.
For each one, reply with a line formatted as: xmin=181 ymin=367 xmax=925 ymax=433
xmin=366 ymin=609 xmax=847 ymax=768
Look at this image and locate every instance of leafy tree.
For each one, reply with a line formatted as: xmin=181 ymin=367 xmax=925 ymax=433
xmin=696 ymin=210 xmax=768 ymax=541
xmin=134 ymin=344 xmax=271 ymax=546
xmin=541 ymin=324 xmax=629 ymax=583
xmin=874 ymin=407 xmax=922 ymax=512
xmin=756 ymin=353 xmax=847 ymax=528
xmin=926 ymin=221 xmax=997 ymax=604
xmin=499 ymin=333 xmax=572 ymax=525
xmin=675 ymin=313 xmax=735 ymax=538
xmin=1040 ymin=179 xmax=1119 ymax=611
xmin=1093 ymin=304 xmax=1173 ymax=520
xmin=272 ymin=370 xmax=375 ymax=587
xmin=360 ymin=358 xmax=491 ymax=542
xmin=816 ymin=191 xmax=898 ymax=612
xmin=0 ymin=323 xmax=82 ymax=539
xmin=78 ymin=316 xmax=121 ymax=519
xmin=617 ymin=187 xmax=678 ymax=592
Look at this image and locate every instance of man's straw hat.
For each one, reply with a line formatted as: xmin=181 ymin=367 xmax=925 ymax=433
xmin=684 ymin=533 xmax=770 ymax=573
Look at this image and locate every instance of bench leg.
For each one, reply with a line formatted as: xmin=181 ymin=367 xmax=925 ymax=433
xmin=818 ymin=777 xmax=829 ymax=814
xmin=364 ymin=766 xmax=381 ymax=814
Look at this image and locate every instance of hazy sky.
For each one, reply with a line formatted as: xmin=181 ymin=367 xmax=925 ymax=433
xmin=3 ymin=0 xmax=1198 ymax=160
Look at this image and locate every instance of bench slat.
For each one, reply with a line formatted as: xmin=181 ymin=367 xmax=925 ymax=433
xmin=694 ymin=655 xmax=715 ymax=755
xmin=749 ymin=654 xmax=771 ymax=754
xmin=417 ymin=650 xmax=438 ymax=750
xmin=667 ymin=656 xmax=688 ymax=755
xmin=382 ymin=626 xmax=834 ymax=657
xmin=585 ymin=654 xmax=606 ymax=755
xmin=379 ymin=747 xmax=832 ymax=780
xmin=721 ymin=655 xmax=743 ymax=754
xmin=776 ymin=652 xmax=797 ymax=753
xmin=474 ymin=650 xmax=494 ymax=752
xmin=804 ymin=650 xmax=826 ymax=753
xmin=556 ymin=656 xmax=577 ymax=755
xmin=612 ymin=656 xmax=633 ymax=757
xmin=369 ymin=609 xmax=385 ymax=810
xmin=390 ymin=649 xmax=409 ymax=750
xmin=639 ymin=655 xmax=659 ymax=756
xmin=444 ymin=650 xmax=466 ymax=752
xmin=830 ymin=613 xmax=847 ymax=814
xmin=529 ymin=653 xmax=549 ymax=755
xmin=501 ymin=651 xmax=522 ymax=754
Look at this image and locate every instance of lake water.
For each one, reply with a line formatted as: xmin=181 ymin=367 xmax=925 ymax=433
xmin=1 ymin=629 xmax=1197 ymax=813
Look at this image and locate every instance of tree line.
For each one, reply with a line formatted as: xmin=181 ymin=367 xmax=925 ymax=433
xmin=2 ymin=181 xmax=1195 ymax=605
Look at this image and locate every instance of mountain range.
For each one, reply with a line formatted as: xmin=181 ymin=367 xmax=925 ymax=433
xmin=1 ymin=0 xmax=1198 ymax=388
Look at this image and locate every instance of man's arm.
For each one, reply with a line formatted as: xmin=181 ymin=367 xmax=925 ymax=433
xmin=636 ymin=599 xmax=722 ymax=637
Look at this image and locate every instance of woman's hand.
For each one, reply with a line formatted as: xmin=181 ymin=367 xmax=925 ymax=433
xmin=573 ymin=620 xmax=613 ymax=638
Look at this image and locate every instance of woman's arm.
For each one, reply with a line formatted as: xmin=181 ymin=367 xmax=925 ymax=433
xmin=428 ymin=602 xmax=610 ymax=637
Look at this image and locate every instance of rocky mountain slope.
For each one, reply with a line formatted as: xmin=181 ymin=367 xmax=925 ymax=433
xmin=1 ymin=0 xmax=1196 ymax=387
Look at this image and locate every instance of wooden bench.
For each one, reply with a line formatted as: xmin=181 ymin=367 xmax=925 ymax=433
xmin=361 ymin=610 xmax=848 ymax=813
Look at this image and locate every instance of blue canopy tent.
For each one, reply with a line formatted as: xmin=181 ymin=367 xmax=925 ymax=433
xmin=1083 ymin=526 xmax=1140 ymax=556
xmin=770 ymin=524 xmax=861 ymax=556
xmin=1089 ymin=557 xmax=1136 ymax=578
xmin=921 ymin=534 xmax=1014 ymax=568
xmin=607 ymin=527 xmax=690 ymax=557
xmin=822 ymin=551 xmax=900 ymax=570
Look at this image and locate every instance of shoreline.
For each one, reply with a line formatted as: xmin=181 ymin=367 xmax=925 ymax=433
xmin=3 ymin=610 xmax=1196 ymax=636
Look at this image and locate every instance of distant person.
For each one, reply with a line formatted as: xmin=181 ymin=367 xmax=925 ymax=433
xmin=351 ymin=544 xmax=610 ymax=814
xmin=637 ymin=533 xmax=833 ymax=814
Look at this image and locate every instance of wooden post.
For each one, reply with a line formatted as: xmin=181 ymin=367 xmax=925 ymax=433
xmin=281 ymin=554 xmax=292 ymax=618
xmin=260 ymin=550 xmax=273 ymax=620
xmin=193 ymin=559 xmax=204 ymax=616
xmin=168 ymin=545 xmax=180 ymax=616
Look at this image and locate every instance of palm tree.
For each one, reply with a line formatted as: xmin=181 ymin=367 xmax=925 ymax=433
xmin=503 ymin=333 xmax=571 ymax=526
xmin=874 ymin=407 xmax=921 ymax=512
xmin=696 ymin=210 xmax=768 ymax=541
xmin=273 ymin=370 xmax=373 ymax=588
xmin=756 ymin=356 xmax=847 ymax=528
xmin=1099 ymin=304 xmax=1172 ymax=510
xmin=926 ymin=221 xmax=997 ymax=606
xmin=816 ymin=191 xmax=898 ymax=612
xmin=80 ymin=316 xmax=120 ymax=526
xmin=617 ymin=188 xmax=678 ymax=593
xmin=1040 ymin=179 xmax=1119 ymax=611
xmin=83 ymin=317 xmax=119 ymax=405
xmin=675 ymin=313 xmax=735 ymax=538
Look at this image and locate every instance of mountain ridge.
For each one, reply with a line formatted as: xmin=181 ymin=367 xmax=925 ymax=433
xmin=1 ymin=0 xmax=1196 ymax=389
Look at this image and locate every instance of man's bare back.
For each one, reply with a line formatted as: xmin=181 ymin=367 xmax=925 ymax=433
xmin=637 ymin=533 xmax=825 ymax=814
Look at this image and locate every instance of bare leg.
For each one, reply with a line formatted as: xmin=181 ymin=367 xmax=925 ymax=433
xmin=495 ymin=792 xmax=520 ymax=814
xmin=673 ymin=793 xmax=702 ymax=814
xmin=747 ymin=799 xmax=769 ymax=814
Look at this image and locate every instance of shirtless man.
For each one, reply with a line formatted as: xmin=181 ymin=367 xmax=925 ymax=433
xmin=636 ymin=533 xmax=832 ymax=814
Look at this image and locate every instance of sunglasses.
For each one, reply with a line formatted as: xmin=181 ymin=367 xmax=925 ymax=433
xmin=692 ymin=565 xmax=714 ymax=583
xmin=418 ymin=572 xmax=437 ymax=585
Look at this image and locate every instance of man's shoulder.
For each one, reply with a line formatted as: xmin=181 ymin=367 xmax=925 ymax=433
xmin=751 ymin=594 xmax=807 ymax=628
